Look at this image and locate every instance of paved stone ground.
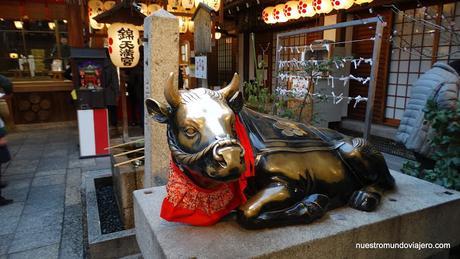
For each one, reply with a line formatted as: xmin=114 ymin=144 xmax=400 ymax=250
xmin=0 ymin=126 xmax=111 ymax=259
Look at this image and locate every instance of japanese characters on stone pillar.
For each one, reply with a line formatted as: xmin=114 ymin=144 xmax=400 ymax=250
xmin=143 ymin=10 xmax=179 ymax=187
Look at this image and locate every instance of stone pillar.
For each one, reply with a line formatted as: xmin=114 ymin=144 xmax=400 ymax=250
xmin=143 ymin=10 xmax=179 ymax=187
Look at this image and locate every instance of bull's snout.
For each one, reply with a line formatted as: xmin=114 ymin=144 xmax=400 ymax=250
xmin=209 ymin=144 xmax=245 ymax=181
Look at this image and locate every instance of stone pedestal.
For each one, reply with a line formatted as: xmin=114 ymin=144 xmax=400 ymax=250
xmin=134 ymin=171 xmax=460 ymax=258
xmin=143 ymin=10 xmax=179 ymax=187
xmin=112 ymin=153 xmax=144 ymax=229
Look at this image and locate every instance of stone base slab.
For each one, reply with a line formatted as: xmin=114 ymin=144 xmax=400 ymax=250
xmin=134 ymin=171 xmax=460 ymax=259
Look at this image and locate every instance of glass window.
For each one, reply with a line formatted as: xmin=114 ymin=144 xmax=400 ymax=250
xmin=0 ymin=19 xmax=68 ymax=81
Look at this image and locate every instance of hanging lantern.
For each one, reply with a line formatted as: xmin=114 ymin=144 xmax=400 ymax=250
xmin=147 ymin=4 xmax=162 ymax=15
xmin=103 ymin=1 xmax=116 ymax=11
xmin=332 ymin=0 xmax=354 ymax=10
xmin=262 ymin=7 xmax=276 ymax=24
xmin=284 ymin=1 xmax=301 ymax=20
xmin=205 ymin=0 xmax=220 ymax=11
xmin=107 ymin=23 xmax=140 ymax=68
xmin=312 ymin=0 xmax=333 ymax=14
xmin=298 ymin=0 xmax=316 ymax=17
xmin=88 ymin=0 xmax=105 ymax=30
xmin=273 ymin=4 xmax=288 ymax=23
xmin=168 ymin=0 xmax=181 ymax=11
xmin=187 ymin=19 xmax=195 ymax=32
xmin=139 ymin=3 xmax=148 ymax=15
xmin=195 ymin=0 xmax=205 ymax=7
xmin=178 ymin=17 xmax=188 ymax=33
xmin=182 ymin=0 xmax=195 ymax=9
xmin=354 ymin=0 xmax=373 ymax=4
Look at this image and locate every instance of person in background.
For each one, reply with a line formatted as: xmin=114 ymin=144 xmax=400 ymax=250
xmin=102 ymin=49 xmax=120 ymax=133
xmin=0 ymin=75 xmax=13 ymax=206
xmin=51 ymin=36 xmax=71 ymax=66
xmin=395 ymin=60 xmax=460 ymax=168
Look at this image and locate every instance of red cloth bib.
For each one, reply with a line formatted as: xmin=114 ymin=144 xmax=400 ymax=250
xmin=160 ymin=116 xmax=254 ymax=226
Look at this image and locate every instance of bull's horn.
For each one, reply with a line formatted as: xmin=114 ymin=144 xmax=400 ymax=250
xmin=219 ymin=73 xmax=240 ymax=99
xmin=164 ymin=72 xmax=181 ymax=108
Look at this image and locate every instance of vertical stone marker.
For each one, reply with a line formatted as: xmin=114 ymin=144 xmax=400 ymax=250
xmin=143 ymin=10 xmax=179 ymax=187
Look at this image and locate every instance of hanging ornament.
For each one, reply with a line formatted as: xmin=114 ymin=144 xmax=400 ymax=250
xmin=147 ymin=4 xmax=162 ymax=15
xmin=107 ymin=23 xmax=140 ymax=68
xmin=262 ymin=6 xmax=276 ymax=24
xmin=312 ymin=0 xmax=333 ymax=14
xmin=88 ymin=0 xmax=105 ymax=30
xmin=179 ymin=17 xmax=188 ymax=33
xmin=332 ymin=0 xmax=354 ymax=10
xmin=298 ymin=0 xmax=316 ymax=17
xmin=182 ymin=0 xmax=195 ymax=9
xmin=354 ymin=0 xmax=373 ymax=4
xmin=284 ymin=1 xmax=301 ymax=20
xmin=273 ymin=4 xmax=288 ymax=23
xmin=205 ymin=0 xmax=220 ymax=11
xmin=103 ymin=1 xmax=116 ymax=11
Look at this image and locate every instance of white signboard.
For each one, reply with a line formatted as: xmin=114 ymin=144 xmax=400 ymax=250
xmin=195 ymin=56 xmax=207 ymax=79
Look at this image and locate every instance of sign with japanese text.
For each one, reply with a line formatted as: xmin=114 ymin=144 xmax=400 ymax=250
xmin=195 ymin=56 xmax=207 ymax=79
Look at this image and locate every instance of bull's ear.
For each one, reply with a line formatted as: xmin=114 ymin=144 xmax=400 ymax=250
xmin=145 ymin=98 xmax=170 ymax=123
xmin=228 ymin=91 xmax=244 ymax=114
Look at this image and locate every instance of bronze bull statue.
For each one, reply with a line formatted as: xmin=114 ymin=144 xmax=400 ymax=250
xmin=146 ymin=72 xmax=395 ymax=229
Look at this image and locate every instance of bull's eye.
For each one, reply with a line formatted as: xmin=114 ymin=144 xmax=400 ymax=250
xmin=184 ymin=127 xmax=198 ymax=137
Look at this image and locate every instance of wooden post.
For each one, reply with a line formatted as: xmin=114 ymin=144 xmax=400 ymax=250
xmin=120 ymin=68 xmax=129 ymax=141
xmin=192 ymin=4 xmax=213 ymax=88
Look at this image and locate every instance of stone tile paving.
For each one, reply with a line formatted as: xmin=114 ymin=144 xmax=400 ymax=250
xmin=0 ymin=126 xmax=112 ymax=259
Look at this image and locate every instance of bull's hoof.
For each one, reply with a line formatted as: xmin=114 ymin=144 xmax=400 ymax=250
xmin=348 ymin=190 xmax=380 ymax=212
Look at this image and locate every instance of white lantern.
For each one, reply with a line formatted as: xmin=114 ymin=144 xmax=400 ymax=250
xmin=298 ymin=0 xmax=316 ymax=17
xmin=273 ymin=4 xmax=288 ymax=23
xmin=195 ymin=0 xmax=205 ymax=7
xmin=262 ymin=7 xmax=276 ymax=24
xmin=215 ymin=31 xmax=221 ymax=40
xmin=139 ymin=3 xmax=148 ymax=15
xmin=182 ymin=0 xmax=194 ymax=9
xmin=88 ymin=0 xmax=105 ymax=30
xmin=284 ymin=1 xmax=301 ymax=20
xmin=188 ymin=19 xmax=195 ymax=32
xmin=147 ymin=4 xmax=162 ymax=15
xmin=179 ymin=17 xmax=188 ymax=33
xmin=107 ymin=23 xmax=140 ymax=68
xmin=205 ymin=0 xmax=220 ymax=11
xmin=332 ymin=0 xmax=353 ymax=10
xmin=312 ymin=0 xmax=333 ymax=14
xmin=168 ymin=0 xmax=181 ymax=11
xmin=103 ymin=1 xmax=116 ymax=10
xmin=354 ymin=0 xmax=373 ymax=4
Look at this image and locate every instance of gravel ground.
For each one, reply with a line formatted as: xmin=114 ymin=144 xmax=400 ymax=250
xmin=95 ymin=183 xmax=124 ymax=234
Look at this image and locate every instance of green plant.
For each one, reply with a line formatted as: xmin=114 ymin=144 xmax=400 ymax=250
xmin=401 ymin=100 xmax=460 ymax=190
xmin=243 ymin=80 xmax=272 ymax=114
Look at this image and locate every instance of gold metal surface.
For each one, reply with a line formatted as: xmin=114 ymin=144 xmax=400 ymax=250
xmin=146 ymin=72 xmax=395 ymax=229
xmin=239 ymin=184 xmax=290 ymax=218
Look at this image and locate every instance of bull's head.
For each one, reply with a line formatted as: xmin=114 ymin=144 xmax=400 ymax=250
xmin=145 ymin=73 xmax=245 ymax=183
